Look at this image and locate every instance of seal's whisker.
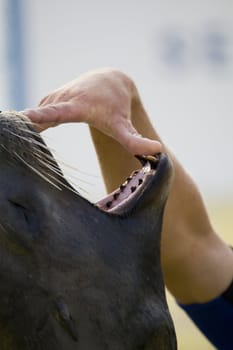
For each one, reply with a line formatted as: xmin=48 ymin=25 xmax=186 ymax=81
xmin=1 ymin=112 xmax=92 ymax=195
xmin=13 ymin=150 xmax=83 ymax=195
xmin=36 ymin=157 xmax=65 ymax=178
xmin=0 ymin=143 xmax=12 ymax=153
xmin=53 ymin=165 xmax=94 ymax=187
xmin=33 ymin=147 xmax=64 ymax=166
xmin=62 ymin=172 xmax=94 ymax=186
xmin=13 ymin=152 xmax=62 ymax=191
xmin=44 ymin=172 xmax=81 ymax=195
xmin=7 ymin=122 xmax=97 ymax=182
xmin=53 ymin=160 xmax=95 ymax=186
xmin=34 ymin=149 xmax=94 ymax=186
xmin=57 ymin=159 xmax=99 ymax=178
xmin=63 ymin=178 xmax=89 ymax=195
xmin=35 ymin=155 xmax=88 ymax=194
xmin=5 ymin=129 xmax=35 ymax=144
xmin=36 ymin=157 xmax=87 ymax=194
xmin=19 ymin=127 xmax=43 ymax=138
xmin=29 ymin=138 xmax=56 ymax=153
xmin=7 ymin=130 xmax=55 ymax=154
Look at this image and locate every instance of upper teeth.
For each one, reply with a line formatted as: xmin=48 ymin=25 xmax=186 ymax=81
xmin=146 ymin=155 xmax=158 ymax=163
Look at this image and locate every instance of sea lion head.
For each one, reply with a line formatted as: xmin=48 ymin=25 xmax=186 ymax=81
xmin=0 ymin=111 xmax=176 ymax=349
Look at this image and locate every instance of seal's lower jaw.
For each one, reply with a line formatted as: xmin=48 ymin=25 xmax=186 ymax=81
xmin=96 ymin=153 xmax=171 ymax=216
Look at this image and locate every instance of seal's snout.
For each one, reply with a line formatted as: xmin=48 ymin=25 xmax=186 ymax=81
xmin=0 ymin=110 xmax=177 ymax=349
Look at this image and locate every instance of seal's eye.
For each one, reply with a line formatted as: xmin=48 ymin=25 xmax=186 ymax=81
xmin=5 ymin=198 xmax=41 ymax=248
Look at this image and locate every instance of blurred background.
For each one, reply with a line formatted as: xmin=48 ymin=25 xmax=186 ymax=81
xmin=0 ymin=0 xmax=232 ymax=348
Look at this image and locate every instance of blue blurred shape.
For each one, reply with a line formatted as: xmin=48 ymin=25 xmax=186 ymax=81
xmin=5 ymin=0 xmax=27 ymax=110
xmin=205 ymin=31 xmax=228 ymax=66
xmin=162 ymin=33 xmax=186 ymax=68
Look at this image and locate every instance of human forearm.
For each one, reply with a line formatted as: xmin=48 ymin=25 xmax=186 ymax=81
xmin=90 ymin=82 xmax=233 ymax=303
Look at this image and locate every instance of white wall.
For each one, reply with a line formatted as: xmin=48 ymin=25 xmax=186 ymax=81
xmin=1 ymin=0 xmax=233 ymax=201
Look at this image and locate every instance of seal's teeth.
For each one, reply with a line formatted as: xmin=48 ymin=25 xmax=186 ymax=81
xmin=131 ymin=186 xmax=137 ymax=193
xmin=120 ymin=184 xmax=126 ymax=191
xmin=113 ymin=192 xmax=120 ymax=200
xmin=135 ymin=154 xmax=160 ymax=168
xmin=138 ymin=178 xmax=143 ymax=185
xmin=126 ymin=176 xmax=132 ymax=182
xmin=106 ymin=201 xmax=112 ymax=208
xmin=145 ymin=155 xmax=158 ymax=163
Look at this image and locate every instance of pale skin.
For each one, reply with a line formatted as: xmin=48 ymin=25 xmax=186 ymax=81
xmin=23 ymin=68 xmax=233 ymax=304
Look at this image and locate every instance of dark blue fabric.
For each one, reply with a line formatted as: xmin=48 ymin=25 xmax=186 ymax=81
xmin=178 ymin=296 xmax=233 ymax=350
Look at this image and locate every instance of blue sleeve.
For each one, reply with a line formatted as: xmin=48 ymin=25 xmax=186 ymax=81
xmin=178 ymin=296 xmax=233 ymax=350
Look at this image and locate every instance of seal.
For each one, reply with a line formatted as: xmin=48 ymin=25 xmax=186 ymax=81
xmin=0 ymin=111 xmax=177 ymax=349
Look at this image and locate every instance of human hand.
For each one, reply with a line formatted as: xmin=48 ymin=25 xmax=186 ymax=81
xmin=23 ymin=68 xmax=161 ymax=155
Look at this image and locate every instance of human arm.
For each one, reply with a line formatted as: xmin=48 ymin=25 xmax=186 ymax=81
xmin=24 ymin=68 xmax=233 ymax=304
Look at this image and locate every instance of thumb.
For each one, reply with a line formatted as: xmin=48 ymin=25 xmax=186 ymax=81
xmin=22 ymin=102 xmax=74 ymax=123
xmin=22 ymin=102 xmax=87 ymax=132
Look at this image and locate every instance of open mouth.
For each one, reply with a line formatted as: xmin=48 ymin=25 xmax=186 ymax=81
xmin=96 ymin=154 xmax=161 ymax=215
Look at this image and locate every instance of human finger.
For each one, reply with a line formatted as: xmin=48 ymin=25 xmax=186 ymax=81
xmin=112 ymin=119 xmax=162 ymax=155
